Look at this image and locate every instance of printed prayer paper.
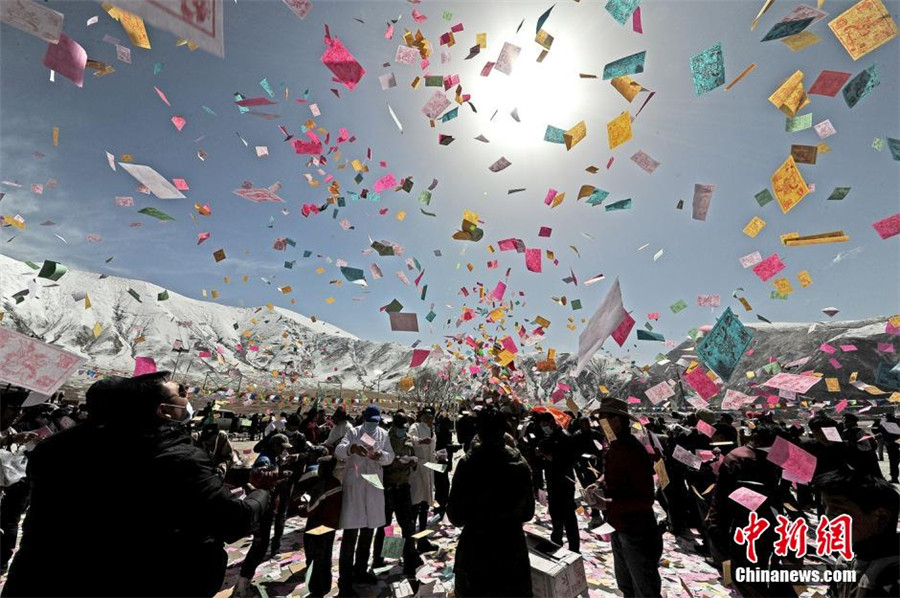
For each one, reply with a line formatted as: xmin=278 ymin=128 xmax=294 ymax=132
xmin=42 ymin=34 xmax=87 ymax=87
xmin=645 ymin=380 xmax=675 ymax=404
xmin=729 ymin=487 xmax=767 ymax=511
xmin=781 ymin=30 xmax=822 ymax=51
xmin=1 ymin=0 xmax=63 ymax=43
xmin=743 ymin=216 xmax=766 ymax=238
xmin=0 ymin=328 xmax=86 ymax=395
xmin=691 ymin=183 xmax=715 ymax=221
xmin=767 ymin=436 xmax=817 ymax=484
xmin=630 ymin=150 xmax=660 ymax=173
xmin=752 ymin=253 xmax=785 ymax=282
xmin=771 ymin=156 xmax=809 ymax=213
xmin=843 ymin=63 xmax=880 ymax=108
xmin=808 ymin=70 xmax=852 ymax=96
xmin=602 ymin=51 xmax=646 ymax=80
xmin=611 ymin=76 xmax=642 ymax=102
xmin=697 ymin=307 xmax=753 ymax=380
xmin=607 ymin=111 xmax=633 ymax=149
xmin=828 ymin=0 xmax=898 ymax=60
xmin=564 ymin=121 xmax=587 ymax=151
xmin=689 ymin=42 xmax=725 ymax=96
xmin=721 ymin=389 xmax=754 ymax=410
xmin=494 ymin=42 xmax=521 ymax=75
xmin=106 ymin=0 xmax=224 ymax=57
xmin=389 ymin=312 xmax=419 ymax=332
xmin=872 ymin=213 xmax=900 ymax=240
xmin=768 ymin=70 xmax=810 ymax=117
xmin=322 ymin=28 xmax=366 ymax=90
xmin=684 ymin=366 xmax=720 ymax=400
xmin=740 ymin=251 xmax=763 ymax=268
xmin=763 ymin=372 xmax=822 ymax=393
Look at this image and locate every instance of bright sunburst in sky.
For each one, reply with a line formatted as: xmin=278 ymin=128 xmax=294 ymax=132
xmin=1 ymin=0 xmax=898 ymax=369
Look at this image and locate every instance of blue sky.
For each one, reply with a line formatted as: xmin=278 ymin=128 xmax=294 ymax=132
xmin=2 ymin=0 xmax=898 ymax=366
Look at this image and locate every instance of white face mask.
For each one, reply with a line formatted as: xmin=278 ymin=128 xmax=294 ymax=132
xmin=363 ymin=421 xmax=379 ymax=434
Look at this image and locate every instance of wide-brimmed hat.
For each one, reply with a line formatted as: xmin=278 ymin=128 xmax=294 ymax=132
xmin=592 ymin=397 xmax=631 ymax=419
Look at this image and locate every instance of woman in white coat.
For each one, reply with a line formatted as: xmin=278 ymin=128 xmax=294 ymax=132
xmin=408 ymin=408 xmax=438 ymax=552
xmin=334 ymin=405 xmax=394 ymax=595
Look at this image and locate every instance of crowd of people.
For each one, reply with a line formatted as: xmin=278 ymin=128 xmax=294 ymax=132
xmin=1 ymin=373 xmax=898 ymax=598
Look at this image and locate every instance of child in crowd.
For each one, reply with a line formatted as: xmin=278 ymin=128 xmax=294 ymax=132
xmin=297 ymin=456 xmax=343 ymax=598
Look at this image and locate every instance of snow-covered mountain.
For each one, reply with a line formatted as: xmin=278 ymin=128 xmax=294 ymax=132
xmin=0 ymin=254 xmax=634 ymax=398
xmin=0 ymin=253 xmax=441 ymax=392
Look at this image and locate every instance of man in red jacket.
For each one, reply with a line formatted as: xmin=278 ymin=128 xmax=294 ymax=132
xmin=593 ymin=398 xmax=662 ymax=598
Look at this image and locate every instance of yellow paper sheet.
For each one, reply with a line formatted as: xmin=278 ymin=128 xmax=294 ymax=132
xmin=104 ymin=3 xmax=151 ymax=49
xmin=768 ymin=70 xmax=810 ymax=117
xmin=607 ymin=111 xmax=632 ymax=150
xmin=828 ymin=0 xmax=898 ymax=61
xmin=611 ymin=76 xmax=641 ymax=102
xmin=476 ymin=33 xmax=487 ymax=48
xmin=742 ymin=216 xmax=767 ymax=238
xmin=771 ymin=155 xmax=810 ymax=214
xmin=797 ymin=270 xmax=813 ymax=287
xmin=564 ymin=121 xmax=586 ymax=151
xmin=826 ymin=378 xmax=840 ymax=392
xmin=773 ymin=277 xmax=794 ymax=295
xmin=781 ymin=30 xmax=822 ymax=51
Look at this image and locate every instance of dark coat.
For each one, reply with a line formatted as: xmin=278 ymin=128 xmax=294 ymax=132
xmin=448 ymin=442 xmax=535 ymax=598
xmin=604 ymin=432 xmax=658 ymax=534
xmin=2 ymin=421 xmax=269 ymax=598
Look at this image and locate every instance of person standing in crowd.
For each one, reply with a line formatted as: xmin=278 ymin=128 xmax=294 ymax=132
xmin=324 ymin=407 xmax=352 ymax=450
xmin=536 ymin=411 xmax=579 ymax=552
xmin=520 ymin=412 xmax=548 ymax=499
xmin=371 ymin=413 xmax=423 ymax=577
xmin=456 ymin=407 xmax=478 ymax=453
xmin=193 ymin=422 xmax=236 ymax=478
xmin=707 ymin=422 xmax=795 ymax=598
xmin=296 ymin=456 xmax=343 ymax=598
xmin=265 ymin=412 xmax=287 ymax=438
xmin=0 ymin=387 xmax=38 ymax=575
xmin=409 ymin=407 xmax=438 ymax=553
xmin=334 ymin=405 xmax=395 ymax=597
xmin=817 ymin=467 xmax=900 ymax=598
xmin=448 ymin=406 xmax=535 ymax=597
xmin=842 ymin=412 xmax=883 ymax=478
xmin=2 ymin=372 xmax=270 ymax=597
xmin=882 ymin=413 xmax=900 ymax=484
xmin=432 ymin=410 xmax=457 ymax=519
xmin=249 ymin=412 xmax=262 ymax=441
xmin=324 ymin=407 xmax=353 ymax=483
xmin=234 ymin=433 xmax=295 ymax=596
xmin=572 ymin=415 xmax=605 ymax=528
xmin=590 ymin=398 xmax=662 ymax=598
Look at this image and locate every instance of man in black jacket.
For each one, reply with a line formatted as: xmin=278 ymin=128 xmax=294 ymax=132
xmin=448 ymin=407 xmax=535 ymax=597
xmin=2 ymin=372 xmax=270 ymax=598
xmin=536 ymin=411 xmax=579 ymax=552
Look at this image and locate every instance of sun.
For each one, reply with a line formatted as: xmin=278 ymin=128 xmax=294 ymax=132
xmin=469 ymin=32 xmax=592 ymax=148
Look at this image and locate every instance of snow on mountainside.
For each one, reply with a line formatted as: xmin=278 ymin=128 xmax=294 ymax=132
xmin=624 ymin=316 xmax=900 ymax=408
xmin=0 ymin=253 xmax=437 ymax=391
xmin=0 ymin=254 xmax=634 ymax=397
